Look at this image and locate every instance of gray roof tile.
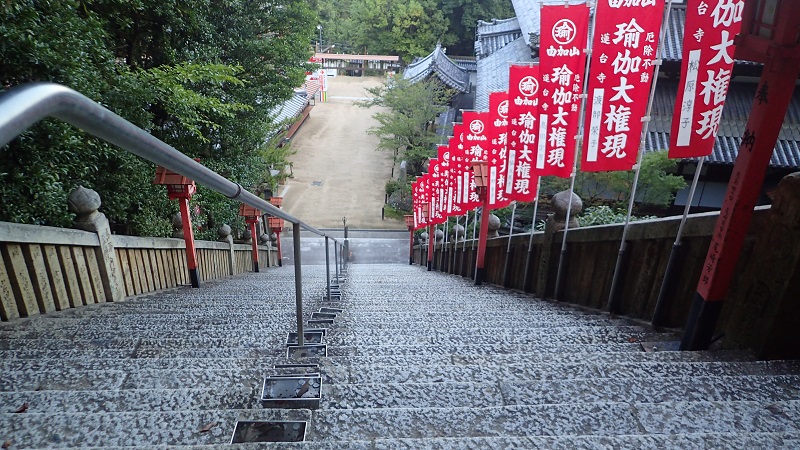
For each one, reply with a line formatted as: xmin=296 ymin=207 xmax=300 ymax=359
xmin=475 ymin=37 xmax=534 ymax=111
xmin=403 ymin=44 xmax=471 ymax=93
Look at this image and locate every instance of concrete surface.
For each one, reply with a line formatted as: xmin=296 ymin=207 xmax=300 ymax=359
xmin=282 ymin=76 xmax=404 ymax=230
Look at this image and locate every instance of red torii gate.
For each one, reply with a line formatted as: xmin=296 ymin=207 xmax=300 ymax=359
xmin=681 ymin=1 xmax=800 ymax=350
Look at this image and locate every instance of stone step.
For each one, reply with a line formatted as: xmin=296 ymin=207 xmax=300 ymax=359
xmin=0 ymin=387 xmax=258 ymax=414
xmin=4 ymin=358 xmax=794 ymax=394
xmin=4 ymin=401 xmax=798 ymax=447
xmin=94 ymin=432 xmax=800 ymax=449
xmin=4 ymin=368 xmax=797 ymax=414
xmin=0 ymin=325 xmax=678 ymax=348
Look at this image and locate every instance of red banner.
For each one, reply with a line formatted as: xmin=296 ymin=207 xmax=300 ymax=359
xmin=487 ymin=91 xmax=512 ymax=209
xmin=449 ymin=123 xmax=479 ymax=211
xmin=461 ymin=111 xmax=491 ymax=208
xmin=412 ymin=176 xmax=428 ymax=230
xmin=428 ymin=158 xmax=445 ymax=225
xmin=539 ymin=4 xmax=590 ymax=177
xmin=669 ymin=0 xmax=744 ymax=158
xmin=582 ymin=0 xmax=665 ymax=172
xmin=506 ymin=65 xmax=540 ymax=202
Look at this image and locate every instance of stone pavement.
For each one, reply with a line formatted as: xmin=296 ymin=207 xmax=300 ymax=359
xmin=2 ymin=263 xmax=800 ymax=448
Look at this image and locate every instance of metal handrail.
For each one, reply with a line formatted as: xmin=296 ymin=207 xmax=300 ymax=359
xmin=0 ymin=82 xmax=343 ymax=346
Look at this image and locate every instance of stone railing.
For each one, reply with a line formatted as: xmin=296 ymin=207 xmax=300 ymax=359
xmin=416 ymin=172 xmax=800 ymax=358
xmin=0 ymin=206 xmax=275 ymax=322
xmin=418 ymin=208 xmax=768 ymax=327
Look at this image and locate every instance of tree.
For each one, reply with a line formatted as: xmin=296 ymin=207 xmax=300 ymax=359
xmin=357 ymin=77 xmax=454 ymax=174
xmin=347 ymin=0 xmax=447 ymax=63
xmin=439 ymin=0 xmax=515 ymax=55
xmin=1 ymin=0 xmax=316 ymax=237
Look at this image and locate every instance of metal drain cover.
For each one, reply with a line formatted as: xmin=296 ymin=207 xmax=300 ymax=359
xmin=230 ymin=421 xmax=306 ymax=443
xmin=261 ymin=376 xmax=322 ymax=409
xmin=311 ymin=181 xmax=322 ymax=186
xmin=287 ymin=343 xmax=327 ymax=358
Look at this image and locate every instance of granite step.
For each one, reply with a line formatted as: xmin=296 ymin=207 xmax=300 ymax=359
xmin=6 ymin=400 xmax=798 ymax=447
xmin=94 ymin=432 xmax=800 ymax=449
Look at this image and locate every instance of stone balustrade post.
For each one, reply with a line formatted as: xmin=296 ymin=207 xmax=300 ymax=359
xmin=218 ymin=224 xmax=235 ymax=275
xmin=69 ymin=186 xmax=126 ymax=302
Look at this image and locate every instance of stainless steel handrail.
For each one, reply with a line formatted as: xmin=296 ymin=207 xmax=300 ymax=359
xmin=0 ymin=82 xmax=343 ymax=346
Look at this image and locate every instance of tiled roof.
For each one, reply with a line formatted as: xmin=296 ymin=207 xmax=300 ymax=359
xmin=452 ymin=58 xmax=478 ymax=72
xmin=475 ymin=37 xmax=534 ymax=111
xmin=511 ymin=0 xmax=541 ymax=46
xmin=268 ymin=92 xmax=309 ymax=132
xmin=475 ymin=18 xmax=522 ymax=60
xmin=403 ymin=43 xmax=471 ymax=93
xmin=644 ymin=80 xmax=800 ymax=168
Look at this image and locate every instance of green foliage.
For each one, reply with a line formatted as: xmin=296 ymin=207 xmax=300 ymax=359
xmin=358 ymin=77 xmax=454 ymax=174
xmin=577 ymin=205 xmax=656 ymax=227
xmin=0 ymin=0 xmax=315 ymax=236
xmin=311 ymin=0 xmax=513 ymax=58
xmin=539 ymin=150 xmax=686 ymax=212
xmin=438 ymin=0 xmax=515 ymax=55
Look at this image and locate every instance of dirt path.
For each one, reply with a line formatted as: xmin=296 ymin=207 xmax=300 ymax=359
xmin=281 ymin=76 xmax=403 ymax=229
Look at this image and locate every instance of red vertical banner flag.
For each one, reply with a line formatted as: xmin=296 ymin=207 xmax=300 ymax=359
xmin=412 ymin=176 xmax=428 ymax=230
xmin=539 ymin=4 xmax=590 ymax=177
xmin=669 ymin=0 xmax=744 ymax=158
xmin=428 ymin=158 xmax=445 ymax=225
xmin=582 ymin=0 xmax=665 ymax=172
xmin=506 ymin=64 xmax=540 ymax=202
xmin=461 ymin=111 xmax=491 ymax=208
xmin=449 ymin=123 xmax=479 ymax=211
xmin=487 ymin=92 xmax=512 ymax=209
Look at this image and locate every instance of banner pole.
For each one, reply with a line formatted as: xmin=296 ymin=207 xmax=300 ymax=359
xmin=553 ymin=0 xmax=598 ymax=300
xmin=501 ymin=202 xmax=518 ymax=287
xmin=442 ymin=219 xmax=449 ymax=271
xmin=652 ymin=156 xmax=705 ymax=325
xmin=452 ymin=215 xmax=459 ymax=273
xmin=460 ymin=212 xmax=469 ymax=276
xmin=522 ymin=176 xmax=542 ymax=293
xmin=471 ymin=206 xmax=478 ymax=279
xmin=606 ymin=0 xmax=674 ymax=313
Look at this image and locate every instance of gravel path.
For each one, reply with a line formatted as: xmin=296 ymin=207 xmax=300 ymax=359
xmin=282 ymin=76 xmax=404 ymax=230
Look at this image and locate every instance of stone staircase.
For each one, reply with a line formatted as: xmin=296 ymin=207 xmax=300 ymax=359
xmin=2 ymin=263 xmax=800 ymax=449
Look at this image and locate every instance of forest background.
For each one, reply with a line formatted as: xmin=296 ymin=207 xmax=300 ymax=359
xmin=0 ymin=0 xmax=512 ymax=237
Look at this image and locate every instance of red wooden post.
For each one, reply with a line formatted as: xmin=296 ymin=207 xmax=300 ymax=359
xmin=471 ymin=161 xmax=490 ymax=285
xmin=268 ymin=216 xmax=284 ymax=268
xmin=153 ymin=164 xmax=200 ymax=288
xmin=239 ymin=204 xmax=262 ymax=273
xmin=682 ymin=5 xmax=800 ymax=350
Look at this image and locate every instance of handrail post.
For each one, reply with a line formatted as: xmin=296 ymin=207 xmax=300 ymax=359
xmin=325 ymin=236 xmax=331 ymax=301
xmin=335 ymin=242 xmax=340 ymax=282
xmin=293 ymin=226 xmax=304 ymax=347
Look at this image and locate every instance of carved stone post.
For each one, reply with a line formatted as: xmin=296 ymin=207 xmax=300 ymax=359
xmin=69 ymin=186 xmax=126 ymax=302
xmin=218 ymin=224 xmax=235 ymax=276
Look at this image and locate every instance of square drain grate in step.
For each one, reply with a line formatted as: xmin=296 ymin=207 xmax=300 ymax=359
xmin=230 ymin=421 xmax=306 ymax=443
xmin=261 ymin=376 xmax=322 ymax=409
xmin=287 ymin=343 xmax=327 ymax=358
xmin=311 ymin=312 xmax=337 ymax=321
xmin=274 ymin=363 xmax=321 ymax=370
xmin=286 ymin=331 xmax=325 ymax=346
xmin=307 ymin=318 xmax=333 ymax=326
